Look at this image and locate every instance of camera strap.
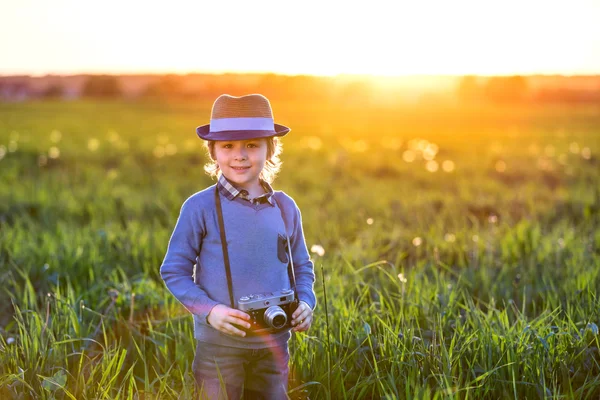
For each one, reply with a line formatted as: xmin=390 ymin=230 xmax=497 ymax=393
xmin=214 ymin=185 xmax=236 ymax=308
xmin=214 ymin=185 xmax=298 ymax=309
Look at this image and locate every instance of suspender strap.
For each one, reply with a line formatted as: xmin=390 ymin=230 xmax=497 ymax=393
xmin=272 ymin=194 xmax=298 ymax=298
xmin=214 ymin=186 xmax=235 ymax=308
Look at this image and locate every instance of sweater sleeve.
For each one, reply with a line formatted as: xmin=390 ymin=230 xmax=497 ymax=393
xmin=160 ymin=197 xmax=220 ymax=321
xmin=286 ymin=197 xmax=318 ymax=311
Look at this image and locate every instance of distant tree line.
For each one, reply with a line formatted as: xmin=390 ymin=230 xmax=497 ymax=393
xmin=79 ymin=74 xmax=600 ymax=104
xmin=81 ymin=75 xmax=122 ymax=97
xmin=457 ymin=76 xmax=529 ymax=104
xmin=456 ymin=75 xmax=600 ymax=104
xmin=2 ymin=73 xmax=600 ymax=104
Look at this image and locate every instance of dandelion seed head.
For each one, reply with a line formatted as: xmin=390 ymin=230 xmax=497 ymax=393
xmin=495 ymin=160 xmax=506 ymax=172
xmin=488 ymin=214 xmax=498 ymax=224
xmin=569 ymin=142 xmax=580 ymax=154
xmin=88 ymin=138 xmax=99 ymax=151
xmin=402 ymin=150 xmax=416 ymax=163
xmin=442 ymin=160 xmax=455 ymax=172
xmin=422 ymin=144 xmax=437 ymax=161
xmin=310 ymin=244 xmax=325 ymax=257
xmin=165 ymin=143 xmax=178 ymax=156
xmin=581 ymin=147 xmax=591 ymax=160
xmin=426 ymin=160 xmax=439 ymax=172
xmin=398 ymin=273 xmax=407 ymax=283
xmin=412 ymin=237 xmax=422 ymax=247
xmin=366 ymin=218 xmax=374 ymax=225
xmin=8 ymin=141 xmax=18 ymax=153
xmin=48 ymin=147 xmax=60 ymax=159
xmin=444 ymin=233 xmax=456 ymax=242
xmin=472 ymin=235 xmax=479 ymax=242
xmin=416 ymin=139 xmax=429 ymax=152
xmin=7 ymin=337 xmax=15 ymax=345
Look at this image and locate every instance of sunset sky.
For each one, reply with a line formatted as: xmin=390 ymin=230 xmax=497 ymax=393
xmin=1 ymin=0 xmax=599 ymax=77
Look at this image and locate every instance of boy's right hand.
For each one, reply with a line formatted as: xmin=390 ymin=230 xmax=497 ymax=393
xmin=207 ymin=304 xmax=251 ymax=337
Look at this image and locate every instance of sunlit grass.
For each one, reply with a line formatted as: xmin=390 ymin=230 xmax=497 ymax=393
xmin=0 ymin=99 xmax=599 ymax=398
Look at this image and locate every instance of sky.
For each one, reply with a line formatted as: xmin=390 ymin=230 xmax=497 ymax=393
xmin=1 ymin=0 xmax=599 ymax=77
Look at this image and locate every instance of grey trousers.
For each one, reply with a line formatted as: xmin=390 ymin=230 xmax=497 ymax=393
xmin=192 ymin=340 xmax=290 ymax=400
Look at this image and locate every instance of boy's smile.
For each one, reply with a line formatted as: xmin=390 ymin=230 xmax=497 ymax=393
xmin=213 ymin=138 xmax=268 ymax=196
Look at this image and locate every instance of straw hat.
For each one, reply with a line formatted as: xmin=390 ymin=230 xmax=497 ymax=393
xmin=196 ymin=94 xmax=290 ymax=141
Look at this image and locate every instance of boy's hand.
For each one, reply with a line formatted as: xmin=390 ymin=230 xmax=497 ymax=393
xmin=207 ymin=304 xmax=251 ymax=337
xmin=291 ymin=301 xmax=313 ymax=333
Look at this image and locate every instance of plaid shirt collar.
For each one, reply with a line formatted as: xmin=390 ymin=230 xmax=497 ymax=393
xmin=217 ymin=174 xmax=275 ymax=206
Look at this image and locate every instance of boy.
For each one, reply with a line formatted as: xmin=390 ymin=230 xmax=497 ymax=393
xmin=160 ymin=94 xmax=317 ymax=399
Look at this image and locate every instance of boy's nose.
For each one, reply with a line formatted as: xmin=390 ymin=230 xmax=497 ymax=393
xmin=234 ymin=148 xmax=247 ymax=160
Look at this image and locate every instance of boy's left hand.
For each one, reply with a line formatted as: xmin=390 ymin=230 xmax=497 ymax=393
xmin=291 ymin=301 xmax=313 ymax=332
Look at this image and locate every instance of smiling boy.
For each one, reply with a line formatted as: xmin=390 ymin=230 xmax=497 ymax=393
xmin=160 ymin=94 xmax=317 ymax=399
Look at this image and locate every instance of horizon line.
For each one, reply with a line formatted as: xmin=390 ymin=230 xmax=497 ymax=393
xmin=1 ymin=69 xmax=599 ymax=79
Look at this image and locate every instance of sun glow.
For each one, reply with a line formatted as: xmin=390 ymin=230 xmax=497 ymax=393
xmin=1 ymin=0 xmax=599 ymax=76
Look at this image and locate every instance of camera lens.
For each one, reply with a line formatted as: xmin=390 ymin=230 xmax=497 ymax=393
xmin=264 ymin=306 xmax=287 ymax=329
xmin=273 ymin=314 xmax=286 ymax=327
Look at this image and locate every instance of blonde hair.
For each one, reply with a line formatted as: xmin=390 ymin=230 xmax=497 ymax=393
xmin=204 ymin=137 xmax=283 ymax=183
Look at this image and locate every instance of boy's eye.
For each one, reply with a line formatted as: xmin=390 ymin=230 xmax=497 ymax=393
xmin=222 ymin=143 xmax=232 ymax=149
xmin=247 ymin=143 xmax=257 ymax=148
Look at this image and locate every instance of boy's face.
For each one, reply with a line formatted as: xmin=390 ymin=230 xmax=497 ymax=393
xmin=212 ymin=138 xmax=268 ymax=190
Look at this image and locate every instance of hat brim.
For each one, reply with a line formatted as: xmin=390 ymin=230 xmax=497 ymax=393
xmin=196 ymin=124 xmax=290 ymax=141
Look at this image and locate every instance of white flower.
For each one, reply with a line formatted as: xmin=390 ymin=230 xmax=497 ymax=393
xmin=444 ymin=233 xmax=456 ymax=243
xmin=310 ymin=244 xmax=325 ymax=257
xmin=398 ymin=273 xmax=407 ymax=283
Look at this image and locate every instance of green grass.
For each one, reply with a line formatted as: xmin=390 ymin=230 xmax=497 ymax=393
xmin=0 ymin=99 xmax=599 ymax=399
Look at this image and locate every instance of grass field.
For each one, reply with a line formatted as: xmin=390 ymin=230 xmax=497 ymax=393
xmin=0 ymin=99 xmax=599 ymax=399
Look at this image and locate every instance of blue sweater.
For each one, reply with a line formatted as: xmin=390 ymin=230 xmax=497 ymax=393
xmin=160 ymin=184 xmax=317 ymax=349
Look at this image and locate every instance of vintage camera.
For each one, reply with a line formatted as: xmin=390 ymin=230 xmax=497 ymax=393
xmin=237 ymin=288 xmax=299 ymax=335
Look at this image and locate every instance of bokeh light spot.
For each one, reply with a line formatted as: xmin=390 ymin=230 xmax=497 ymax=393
xmin=48 ymin=147 xmax=60 ymax=159
xmin=495 ymin=160 xmax=506 ymax=172
xmin=442 ymin=160 xmax=455 ymax=172
xmin=426 ymin=160 xmax=439 ymax=172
